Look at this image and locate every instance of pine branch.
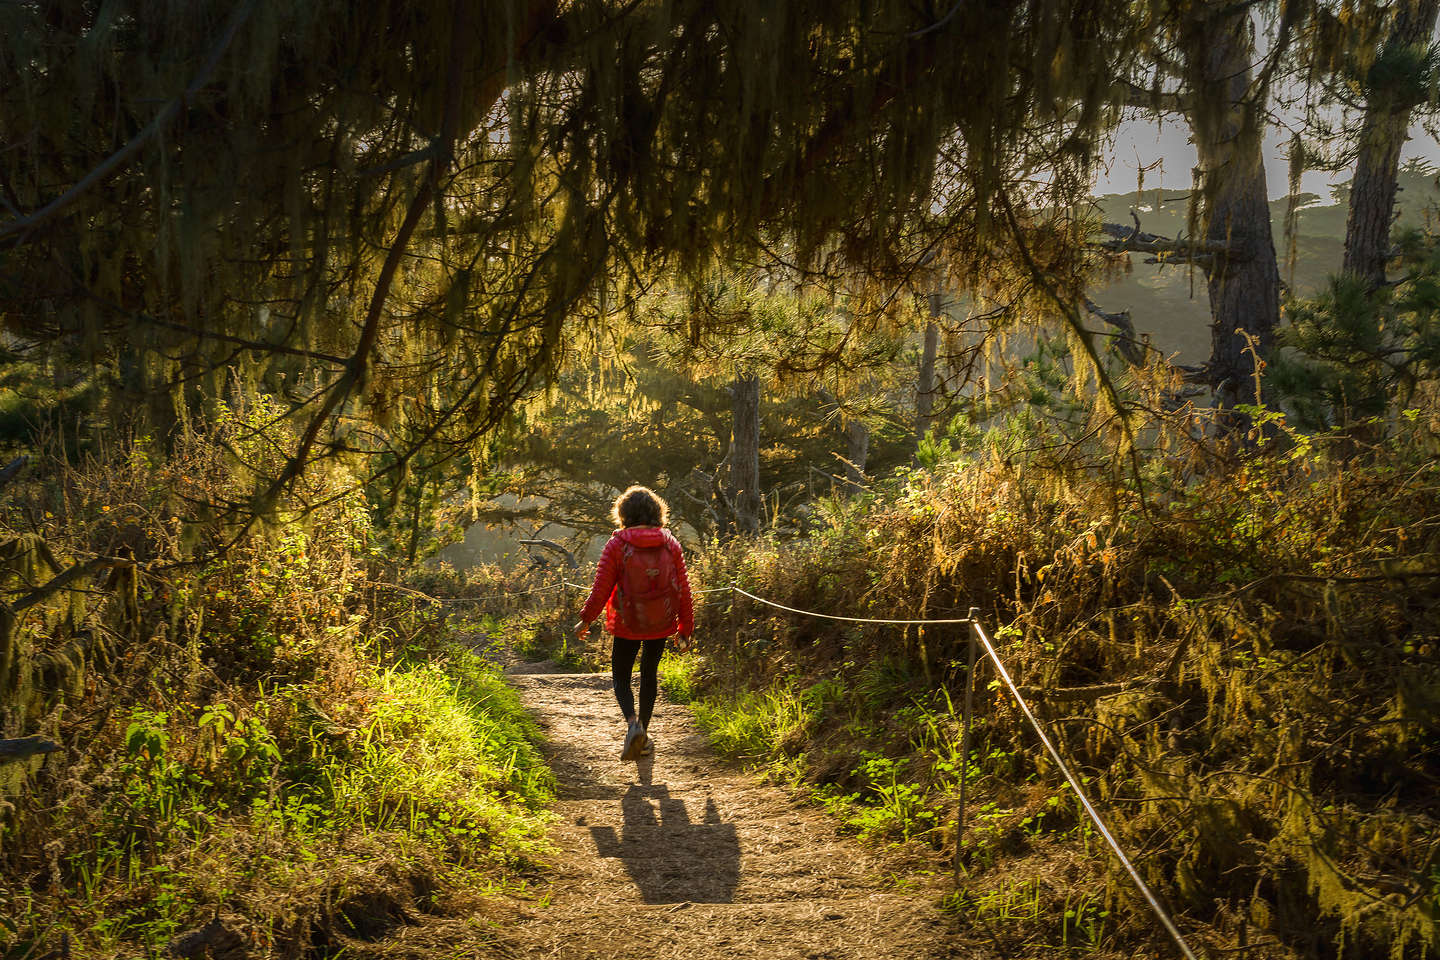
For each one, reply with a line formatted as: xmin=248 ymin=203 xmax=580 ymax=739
xmin=248 ymin=0 xmax=550 ymax=522
xmin=0 ymin=0 xmax=257 ymax=246
xmin=997 ymin=186 xmax=1154 ymax=519
xmin=998 ymin=188 xmax=1129 ymax=423
xmin=134 ymin=315 xmax=350 ymax=366
xmin=772 ymin=23 xmax=944 ymax=204
xmin=906 ymin=0 xmax=968 ymax=38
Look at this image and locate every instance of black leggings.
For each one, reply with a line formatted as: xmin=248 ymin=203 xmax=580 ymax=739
xmin=612 ymin=636 xmax=666 ymax=728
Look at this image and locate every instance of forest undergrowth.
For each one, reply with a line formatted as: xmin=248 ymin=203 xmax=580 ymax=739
xmin=0 ymin=402 xmax=554 ymax=960
xmin=666 ymin=407 xmax=1440 ymax=959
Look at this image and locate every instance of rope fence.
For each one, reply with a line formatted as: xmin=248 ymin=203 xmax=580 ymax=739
xmin=966 ymin=617 xmax=1201 ymax=960
xmin=732 ymin=585 xmax=974 ymax=625
xmin=724 ymin=584 xmax=1201 ymax=960
xmin=562 ymin=579 xmax=732 ymax=596
xmin=366 ymin=580 xmax=566 ymax=604
xmin=389 ymin=571 xmax=1202 ymax=959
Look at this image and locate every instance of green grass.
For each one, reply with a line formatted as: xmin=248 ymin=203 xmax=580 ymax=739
xmin=681 ymin=664 xmax=962 ymax=841
xmin=3 ymin=646 xmax=554 ymax=956
xmin=691 ymin=681 xmax=815 ymax=762
xmin=490 ymin=609 xmax=602 ymax=671
xmin=657 ymin=651 xmax=702 ymax=704
xmin=323 ymin=648 xmax=555 ymax=864
xmin=677 ymin=657 xmax=1097 ymax=855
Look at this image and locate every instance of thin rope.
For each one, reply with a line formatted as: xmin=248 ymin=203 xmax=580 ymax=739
xmin=733 ymin=586 xmax=973 ymax=625
xmin=968 ymin=620 xmax=1203 ymax=960
xmin=366 ymin=580 xmax=565 ymax=603
xmin=456 ymin=582 xmax=565 ymax=602
xmin=563 ymin=579 xmax=732 ymax=597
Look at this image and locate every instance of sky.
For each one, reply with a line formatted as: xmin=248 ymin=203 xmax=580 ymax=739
xmin=1093 ymin=112 xmax=1440 ymax=201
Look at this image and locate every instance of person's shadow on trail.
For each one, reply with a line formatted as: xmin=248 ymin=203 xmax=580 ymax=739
xmin=589 ymin=778 xmax=740 ymax=903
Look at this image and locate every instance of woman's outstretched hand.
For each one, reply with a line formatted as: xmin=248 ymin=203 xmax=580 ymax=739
xmin=573 ymin=619 xmax=593 ymax=639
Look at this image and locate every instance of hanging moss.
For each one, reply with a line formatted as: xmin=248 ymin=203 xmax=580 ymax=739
xmin=0 ymin=0 xmax=1172 ymax=510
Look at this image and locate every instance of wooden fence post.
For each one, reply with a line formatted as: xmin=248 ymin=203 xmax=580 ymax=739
xmin=954 ymin=606 xmax=980 ymax=883
xmin=729 ymin=581 xmax=739 ymax=703
xmin=557 ymin=569 xmax=568 ymax=660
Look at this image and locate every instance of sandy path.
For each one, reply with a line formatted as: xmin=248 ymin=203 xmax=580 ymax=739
xmin=501 ymin=671 xmax=976 ymax=960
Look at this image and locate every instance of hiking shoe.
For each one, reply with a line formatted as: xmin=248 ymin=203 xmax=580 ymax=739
xmin=639 ymin=735 xmax=655 ymax=757
xmin=621 ymin=720 xmax=648 ymax=761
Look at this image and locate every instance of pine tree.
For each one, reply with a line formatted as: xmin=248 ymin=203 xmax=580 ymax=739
xmin=1342 ymin=0 xmax=1440 ymax=287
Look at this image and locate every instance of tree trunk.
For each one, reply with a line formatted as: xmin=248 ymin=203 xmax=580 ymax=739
xmin=915 ymin=294 xmax=941 ymax=443
xmin=842 ymin=417 xmax=869 ymax=493
xmin=405 ymin=471 xmax=428 ymax=565
xmin=728 ymin=372 xmax=761 ymax=535
xmin=1181 ymin=6 xmax=1281 ymax=411
xmin=1343 ymin=0 xmax=1440 ymax=287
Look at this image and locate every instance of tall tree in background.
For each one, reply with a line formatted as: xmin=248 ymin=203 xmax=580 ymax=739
xmin=1180 ymin=3 xmax=1283 ymax=409
xmin=1111 ymin=2 xmax=1287 ymax=411
xmin=1342 ymin=0 xmax=1440 ymax=287
xmin=1105 ymin=0 xmax=1435 ymax=414
xmin=653 ymin=275 xmax=907 ymax=530
xmin=842 ymin=414 xmax=872 ymax=489
xmin=727 ymin=373 xmax=763 ymax=535
xmin=915 ymin=293 xmax=944 ymax=444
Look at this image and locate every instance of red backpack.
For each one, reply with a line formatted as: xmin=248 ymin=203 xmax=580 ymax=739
xmin=616 ymin=540 xmax=679 ymax=632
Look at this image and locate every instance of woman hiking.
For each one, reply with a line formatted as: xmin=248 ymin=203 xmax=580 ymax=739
xmin=575 ymin=485 xmax=695 ymax=761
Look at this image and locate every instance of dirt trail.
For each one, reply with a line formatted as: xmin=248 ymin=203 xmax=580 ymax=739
xmin=501 ymin=670 xmax=976 ymax=960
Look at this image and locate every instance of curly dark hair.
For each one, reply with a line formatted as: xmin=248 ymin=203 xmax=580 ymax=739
xmin=610 ymin=485 xmax=669 ymax=528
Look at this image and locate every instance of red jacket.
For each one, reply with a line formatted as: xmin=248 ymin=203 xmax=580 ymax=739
xmin=579 ymin=526 xmax=694 ymax=639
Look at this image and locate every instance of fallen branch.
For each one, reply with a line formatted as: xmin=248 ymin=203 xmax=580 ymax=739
xmin=168 ymin=917 xmax=245 ymax=960
xmin=24 ymin=933 xmax=69 ymax=960
xmin=11 ymin=555 xmax=135 ymax=613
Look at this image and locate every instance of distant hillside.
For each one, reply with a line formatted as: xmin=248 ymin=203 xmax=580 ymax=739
xmin=1090 ymin=162 xmax=1440 ymax=364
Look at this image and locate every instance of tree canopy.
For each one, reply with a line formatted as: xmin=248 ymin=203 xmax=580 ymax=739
xmin=1 ymin=0 xmax=1161 ymax=516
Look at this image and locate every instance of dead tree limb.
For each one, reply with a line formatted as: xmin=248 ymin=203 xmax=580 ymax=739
xmin=518 ymin=538 xmax=577 ymax=569
xmin=1082 ymin=298 xmax=1149 ymax=367
xmin=1017 ymin=680 xmax=1146 ymax=703
xmin=1121 ymin=81 xmax=1189 ymax=114
xmin=0 ymin=736 xmax=61 ymax=765
xmin=0 ymin=456 xmax=26 ymax=492
xmin=12 ymin=556 xmax=136 ymax=613
xmin=1094 ymin=215 xmax=1230 ymax=268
